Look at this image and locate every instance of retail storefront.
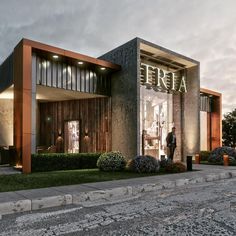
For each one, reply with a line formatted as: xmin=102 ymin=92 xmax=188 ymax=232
xmin=100 ymin=38 xmax=200 ymax=163
xmin=0 ymin=38 xmax=221 ymax=173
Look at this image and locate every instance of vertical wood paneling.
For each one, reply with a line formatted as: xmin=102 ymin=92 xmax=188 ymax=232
xmin=39 ymin=97 xmax=111 ymax=153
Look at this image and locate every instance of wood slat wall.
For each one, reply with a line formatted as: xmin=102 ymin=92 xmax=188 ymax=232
xmin=39 ymin=97 xmax=111 ymax=153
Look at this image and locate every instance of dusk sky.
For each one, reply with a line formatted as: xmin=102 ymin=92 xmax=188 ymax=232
xmin=0 ymin=0 xmax=235 ymax=114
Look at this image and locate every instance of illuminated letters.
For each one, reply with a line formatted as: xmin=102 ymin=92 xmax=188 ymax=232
xmin=140 ymin=63 xmax=187 ymax=93
xmin=178 ymin=76 xmax=187 ymax=92
xmin=156 ymin=68 xmax=168 ymax=90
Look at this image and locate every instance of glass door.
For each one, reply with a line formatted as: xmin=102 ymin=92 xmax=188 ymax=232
xmin=64 ymin=120 xmax=80 ymax=153
xmin=140 ymin=87 xmax=173 ymax=159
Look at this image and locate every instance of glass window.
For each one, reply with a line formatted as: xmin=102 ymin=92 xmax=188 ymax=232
xmin=36 ymin=57 xmax=41 ymax=84
xmin=93 ymin=72 xmax=97 ymax=93
xmin=46 ymin=60 xmax=51 ymax=86
xmin=76 ymin=67 xmax=81 ymax=91
xmin=62 ymin=63 xmax=67 ymax=89
xmin=80 ymin=69 xmax=86 ymax=92
xmin=52 ymin=61 xmax=57 ymax=87
xmin=85 ymin=69 xmax=90 ymax=92
xmin=32 ymin=54 xmax=37 ymax=82
xmin=57 ymin=63 xmax=62 ymax=88
xmin=71 ymin=65 xmax=76 ymax=91
xmin=140 ymin=86 xmax=173 ymax=159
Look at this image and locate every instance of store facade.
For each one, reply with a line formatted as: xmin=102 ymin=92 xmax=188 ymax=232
xmin=0 ymin=37 xmax=207 ymax=173
xmin=100 ymin=38 xmax=200 ymax=163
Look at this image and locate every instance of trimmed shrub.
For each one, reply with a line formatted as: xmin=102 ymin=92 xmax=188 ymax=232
xmin=165 ymin=161 xmax=187 ymax=173
xmin=208 ymin=146 xmax=236 ymax=164
xmin=127 ymin=155 xmax=160 ymax=173
xmin=31 ymin=153 xmax=101 ymax=172
xmin=97 ymin=151 xmax=126 ymax=171
xmin=200 ymin=151 xmax=211 ymax=162
xmin=159 ymin=158 xmax=169 ymax=168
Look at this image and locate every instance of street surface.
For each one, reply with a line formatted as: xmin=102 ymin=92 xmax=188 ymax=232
xmin=0 ymin=178 xmax=236 ymax=236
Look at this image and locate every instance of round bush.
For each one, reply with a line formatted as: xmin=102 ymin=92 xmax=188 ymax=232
xmin=160 ymin=158 xmax=168 ymax=168
xmin=165 ymin=161 xmax=187 ymax=173
xmin=208 ymin=146 xmax=236 ymax=164
xmin=97 ymin=151 xmax=126 ymax=171
xmin=127 ymin=155 xmax=160 ymax=173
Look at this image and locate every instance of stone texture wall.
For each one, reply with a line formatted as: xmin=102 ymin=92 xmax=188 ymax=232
xmin=0 ymin=99 xmax=13 ymax=146
xmin=100 ymin=38 xmax=200 ymax=161
xmin=182 ymin=65 xmax=200 ymax=160
xmin=173 ymin=94 xmax=182 ymax=161
xmin=99 ymin=38 xmax=139 ymax=159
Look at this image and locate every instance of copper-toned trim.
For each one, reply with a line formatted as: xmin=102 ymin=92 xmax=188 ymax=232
xmin=219 ymin=94 xmax=222 ymax=146
xmin=22 ymin=38 xmax=121 ymax=71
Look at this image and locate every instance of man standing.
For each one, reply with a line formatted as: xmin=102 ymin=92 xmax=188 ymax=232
xmin=166 ymin=127 xmax=177 ymax=162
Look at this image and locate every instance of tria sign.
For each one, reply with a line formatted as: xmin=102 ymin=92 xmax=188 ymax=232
xmin=140 ymin=63 xmax=187 ymax=93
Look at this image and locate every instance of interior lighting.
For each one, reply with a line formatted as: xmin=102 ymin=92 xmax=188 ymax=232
xmin=78 ymin=61 xmax=84 ymax=65
xmin=100 ymin=67 xmax=106 ymax=70
xmin=53 ymin=55 xmax=59 ymax=59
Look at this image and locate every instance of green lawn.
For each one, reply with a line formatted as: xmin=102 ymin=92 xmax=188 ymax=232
xmin=0 ymin=169 xmax=166 ymax=193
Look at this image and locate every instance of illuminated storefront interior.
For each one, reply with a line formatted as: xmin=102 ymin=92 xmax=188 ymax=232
xmin=140 ymin=87 xmax=173 ymax=158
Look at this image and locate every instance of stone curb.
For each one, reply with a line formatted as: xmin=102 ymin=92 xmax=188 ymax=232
xmin=1 ymin=170 xmax=236 ymax=219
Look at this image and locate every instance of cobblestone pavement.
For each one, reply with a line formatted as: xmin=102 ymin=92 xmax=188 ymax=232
xmin=0 ymin=178 xmax=236 ymax=236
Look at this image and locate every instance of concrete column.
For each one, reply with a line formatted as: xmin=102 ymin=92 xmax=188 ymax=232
xmin=182 ymin=65 xmax=200 ymax=160
xmin=173 ymin=94 xmax=182 ymax=161
xmin=99 ymin=39 xmax=139 ymax=159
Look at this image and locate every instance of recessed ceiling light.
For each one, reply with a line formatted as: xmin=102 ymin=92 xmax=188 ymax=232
xmin=100 ymin=67 xmax=106 ymax=70
xmin=53 ymin=55 xmax=59 ymax=59
xmin=78 ymin=61 xmax=84 ymax=65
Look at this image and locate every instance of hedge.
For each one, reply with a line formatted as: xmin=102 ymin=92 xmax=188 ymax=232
xmin=200 ymin=151 xmax=211 ymax=162
xmin=31 ymin=153 xmax=101 ymax=172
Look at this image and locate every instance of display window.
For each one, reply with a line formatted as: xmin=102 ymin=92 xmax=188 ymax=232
xmin=140 ymin=86 xmax=173 ymax=159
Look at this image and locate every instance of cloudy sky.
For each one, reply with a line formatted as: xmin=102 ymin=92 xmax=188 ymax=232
xmin=0 ymin=0 xmax=236 ymax=114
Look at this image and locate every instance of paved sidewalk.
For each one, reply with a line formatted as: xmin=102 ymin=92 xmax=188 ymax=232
xmin=0 ymin=164 xmax=236 ymax=219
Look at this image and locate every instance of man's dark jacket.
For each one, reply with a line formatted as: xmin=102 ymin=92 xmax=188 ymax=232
xmin=166 ymin=132 xmax=177 ymax=147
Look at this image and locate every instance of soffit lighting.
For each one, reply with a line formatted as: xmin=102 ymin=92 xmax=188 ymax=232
xmin=100 ymin=67 xmax=106 ymax=71
xmin=52 ymin=55 xmax=59 ymax=59
xmin=78 ymin=61 xmax=84 ymax=65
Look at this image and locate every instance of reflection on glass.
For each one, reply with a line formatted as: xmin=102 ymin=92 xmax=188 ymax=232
xmin=52 ymin=61 xmax=57 ymax=87
xmin=64 ymin=120 xmax=79 ymax=153
xmin=140 ymin=86 xmax=173 ymax=159
xmin=62 ymin=64 xmax=67 ymax=89
xmin=71 ymin=66 xmax=76 ymax=90
xmin=42 ymin=59 xmax=47 ymax=85
xmin=46 ymin=61 xmax=51 ymax=86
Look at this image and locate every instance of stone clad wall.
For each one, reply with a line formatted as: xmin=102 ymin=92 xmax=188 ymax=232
xmin=99 ymin=39 xmax=139 ymax=159
xmin=173 ymin=94 xmax=182 ymax=161
xmin=100 ymin=38 xmax=200 ymax=161
xmin=0 ymin=99 xmax=13 ymax=146
xmin=182 ymin=65 xmax=200 ymax=159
